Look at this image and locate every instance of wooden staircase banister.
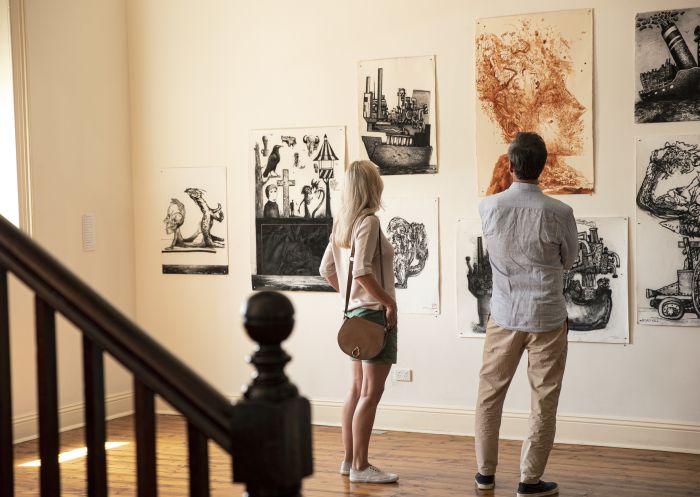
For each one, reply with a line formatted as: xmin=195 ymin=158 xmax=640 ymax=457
xmin=0 ymin=215 xmax=233 ymax=449
xmin=0 ymin=214 xmax=313 ymax=497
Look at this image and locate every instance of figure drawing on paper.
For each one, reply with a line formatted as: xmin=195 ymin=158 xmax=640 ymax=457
xmin=637 ymin=139 xmax=700 ymax=322
xmin=160 ymin=167 xmax=228 ymax=276
xmin=163 ymin=188 xmax=225 ymax=252
xmin=637 ymin=140 xmax=700 ymax=237
xmin=252 ymin=128 xmax=343 ymax=292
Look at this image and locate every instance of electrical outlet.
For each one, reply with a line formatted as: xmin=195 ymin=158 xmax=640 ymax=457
xmin=393 ymin=368 xmax=412 ymax=382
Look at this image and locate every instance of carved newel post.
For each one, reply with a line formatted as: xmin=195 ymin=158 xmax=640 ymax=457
xmin=232 ymin=292 xmax=313 ymax=497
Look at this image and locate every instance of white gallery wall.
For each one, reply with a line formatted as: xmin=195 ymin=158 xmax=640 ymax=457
xmin=9 ymin=0 xmax=135 ymax=440
xmin=125 ymin=0 xmax=700 ymax=451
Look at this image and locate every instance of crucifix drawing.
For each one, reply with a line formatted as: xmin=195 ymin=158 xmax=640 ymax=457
xmin=277 ymin=169 xmax=295 ymax=218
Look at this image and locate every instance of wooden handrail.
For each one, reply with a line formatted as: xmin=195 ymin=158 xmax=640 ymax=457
xmin=0 ymin=215 xmax=232 ymax=447
xmin=0 ymin=214 xmax=313 ymax=496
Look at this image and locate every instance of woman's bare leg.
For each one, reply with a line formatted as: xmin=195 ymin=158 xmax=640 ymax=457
xmin=352 ymin=362 xmax=392 ymax=470
xmin=342 ymin=361 xmax=363 ymax=463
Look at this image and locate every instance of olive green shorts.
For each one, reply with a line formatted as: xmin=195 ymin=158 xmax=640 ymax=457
xmin=345 ymin=307 xmax=398 ymax=364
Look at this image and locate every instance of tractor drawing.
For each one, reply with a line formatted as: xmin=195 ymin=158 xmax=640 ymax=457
xmin=646 ymin=237 xmax=700 ymax=320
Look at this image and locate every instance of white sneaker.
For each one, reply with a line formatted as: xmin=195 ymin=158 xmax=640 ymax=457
xmin=339 ymin=461 xmax=351 ymax=475
xmin=349 ymin=464 xmax=399 ymax=483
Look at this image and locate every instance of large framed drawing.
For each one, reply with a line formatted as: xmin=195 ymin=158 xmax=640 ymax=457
xmin=637 ymin=135 xmax=700 ymax=326
xmin=160 ymin=167 xmax=228 ymax=275
xmin=377 ymin=197 xmax=440 ymax=315
xmin=358 ymin=56 xmax=437 ymax=175
xmin=250 ymin=126 xmax=345 ymax=292
xmin=457 ymin=217 xmax=629 ymax=343
xmin=476 ymin=9 xmax=593 ymax=195
xmin=635 ymin=8 xmax=700 ymax=123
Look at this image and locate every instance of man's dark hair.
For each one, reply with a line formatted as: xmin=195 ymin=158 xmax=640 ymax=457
xmin=265 ymin=184 xmax=277 ymax=199
xmin=508 ymin=132 xmax=548 ymax=180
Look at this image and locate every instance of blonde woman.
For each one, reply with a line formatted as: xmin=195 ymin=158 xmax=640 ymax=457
xmin=319 ymin=160 xmax=399 ymax=484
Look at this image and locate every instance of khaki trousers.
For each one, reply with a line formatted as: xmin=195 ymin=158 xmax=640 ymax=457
xmin=475 ymin=319 xmax=568 ymax=484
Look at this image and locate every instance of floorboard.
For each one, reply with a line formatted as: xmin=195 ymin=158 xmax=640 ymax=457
xmin=12 ymin=414 xmax=700 ymax=496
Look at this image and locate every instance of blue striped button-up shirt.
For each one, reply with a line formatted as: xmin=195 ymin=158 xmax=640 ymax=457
xmin=479 ymin=182 xmax=579 ymax=332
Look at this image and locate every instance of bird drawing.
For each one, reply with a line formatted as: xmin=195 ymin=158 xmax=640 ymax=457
xmin=263 ymin=145 xmax=282 ymax=179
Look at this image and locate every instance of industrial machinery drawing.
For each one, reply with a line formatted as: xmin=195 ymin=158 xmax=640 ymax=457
xmin=646 ymin=236 xmax=700 ymax=320
xmin=564 ymin=226 xmax=621 ymax=331
xmin=362 ymin=67 xmax=433 ymax=172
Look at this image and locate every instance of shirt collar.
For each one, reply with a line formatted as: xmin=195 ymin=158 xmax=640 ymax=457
xmin=508 ymin=182 xmax=542 ymax=193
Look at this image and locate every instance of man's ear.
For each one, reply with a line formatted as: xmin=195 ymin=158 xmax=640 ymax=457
xmin=508 ymin=161 xmax=515 ymax=174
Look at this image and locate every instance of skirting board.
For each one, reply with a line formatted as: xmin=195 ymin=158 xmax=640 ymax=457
xmin=156 ymin=396 xmax=700 ymax=454
xmin=12 ymin=391 xmax=133 ymax=444
xmin=311 ymin=399 xmax=700 ymax=455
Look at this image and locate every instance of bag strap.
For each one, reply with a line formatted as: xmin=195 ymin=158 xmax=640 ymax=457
xmin=343 ymin=216 xmax=385 ymax=315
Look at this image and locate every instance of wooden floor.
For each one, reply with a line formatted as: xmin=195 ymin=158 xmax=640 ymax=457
xmin=12 ymin=414 xmax=700 ymax=496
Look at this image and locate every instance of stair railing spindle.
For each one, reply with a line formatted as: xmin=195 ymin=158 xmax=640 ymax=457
xmin=83 ymin=335 xmax=107 ymax=497
xmin=0 ymin=269 xmax=14 ymax=497
xmin=134 ymin=378 xmax=157 ymax=497
xmin=187 ymin=421 xmax=210 ymax=497
xmin=35 ymin=295 xmax=60 ymax=496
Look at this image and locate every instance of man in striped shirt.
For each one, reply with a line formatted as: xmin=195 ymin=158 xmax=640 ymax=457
xmin=473 ymin=132 xmax=579 ymax=497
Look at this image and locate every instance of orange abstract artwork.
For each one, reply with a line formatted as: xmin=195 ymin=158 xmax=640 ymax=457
xmin=475 ymin=9 xmax=594 ymax=195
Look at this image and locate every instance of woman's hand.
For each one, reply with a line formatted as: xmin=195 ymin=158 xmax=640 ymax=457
xmin=385 ymin=300 xmax=398 ymax=329
xmin=355 ymin=274 xmax=397 ymax=328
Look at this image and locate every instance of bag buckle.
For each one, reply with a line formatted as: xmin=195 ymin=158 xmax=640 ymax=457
xmin=351 ymin=346 xmax=360 ymax=358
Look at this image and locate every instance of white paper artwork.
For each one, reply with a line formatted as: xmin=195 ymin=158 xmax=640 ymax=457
xmin=636 ymin=135 xmax=700 ymax=326
xmin=160 ymin=167 xmax=228 ymax=275
xmin=456 ymin=217 xmax=629 ymax=343
xmin=250 ymin=126 xmax=345 ymax=292
xmin=566 ymin=217 xmax=629 ymax=344
xmin=378 ymin=197 xmax=440 ymax=315
xmin=456 ymin=219 xmax=491 ymax=338
xmin=358 ymin=55 xmax=438 ymax=175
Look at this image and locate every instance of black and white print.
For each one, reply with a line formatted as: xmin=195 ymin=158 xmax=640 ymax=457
xmin=456 ymin=219 xmax=492 ymax=337
xmin=637 ymin=135 xmax=700 ymax=326
xmin=378 ymin=197 xmax=440 ymax=315
xmin=250 ymin=126 xmax=345 ymax=292
xmin=160 ymin=167 xmax=228 ymax=275
xmin=358 ymin=56 xmax=437 ymax=175
xmin=635 ymin=8 xmax=700 ymax=123
xmin=566 ymin=218 xmax=629 ymax=343
xmin=457 ymin=218 xmax=629 ymax=343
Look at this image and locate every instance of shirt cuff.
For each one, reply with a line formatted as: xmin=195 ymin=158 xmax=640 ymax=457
xmin=352 ymin=266 xmax=374 ymax=278
xmin=319 ymin=266 xmax=336 ymax=278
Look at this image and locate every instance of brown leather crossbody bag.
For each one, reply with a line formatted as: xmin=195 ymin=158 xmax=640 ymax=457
xmin=337 ymin=219 xmax=387 ymax=360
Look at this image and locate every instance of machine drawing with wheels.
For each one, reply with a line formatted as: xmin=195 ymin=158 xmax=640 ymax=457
xmin=646 ymin=237 xmax=700 ymax=320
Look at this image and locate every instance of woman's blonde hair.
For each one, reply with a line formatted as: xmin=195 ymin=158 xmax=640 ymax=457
xmin=332 ymin=160 xmax=383 ymax=248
